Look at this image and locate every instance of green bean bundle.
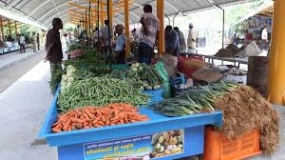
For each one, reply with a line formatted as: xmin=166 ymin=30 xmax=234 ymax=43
xmin=57 ymin=77 xmax=150 ymax=112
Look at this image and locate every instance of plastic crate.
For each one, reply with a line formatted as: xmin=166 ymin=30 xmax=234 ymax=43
xmin=170 ymin=75 xmax=186 ymax=97
xmin=204 ymin=126 xmax=261 ymax=160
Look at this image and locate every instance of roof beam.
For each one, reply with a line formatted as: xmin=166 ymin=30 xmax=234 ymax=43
xmin=27 ymin=0 xmax=51 ymax=17
xmin=36 ymin=0 xmax=78 ymax=22
xmin=52 ymin=0 xmax=61 ymax=17
xmin=164 ymin=1 xmax=179 ymax=13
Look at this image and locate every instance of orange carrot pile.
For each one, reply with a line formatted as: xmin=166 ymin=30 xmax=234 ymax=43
xmin=52 ymin=103 xmax=149 ymax=133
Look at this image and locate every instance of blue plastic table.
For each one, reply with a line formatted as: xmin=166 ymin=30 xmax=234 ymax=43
xmin=39 ymin=87 xmax=222 ymax=160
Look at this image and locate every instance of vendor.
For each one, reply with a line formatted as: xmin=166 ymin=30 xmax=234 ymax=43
xmin=187 ymin=23 xmax=197 ymax=51
xmin=244 ymin=30 xmax=253 ymax=46
xmin=115 ymin=24 xmax=126 ymax=64
xmin=165 ymin=25 xmax=180 ymax=56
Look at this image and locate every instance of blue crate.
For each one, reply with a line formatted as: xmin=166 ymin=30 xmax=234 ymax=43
xmin=39 ymin=86 xmax=223 ymax=160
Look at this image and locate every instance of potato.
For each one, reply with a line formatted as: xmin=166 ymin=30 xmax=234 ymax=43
xmin=169 ymin=137 xmax=178 ymax=145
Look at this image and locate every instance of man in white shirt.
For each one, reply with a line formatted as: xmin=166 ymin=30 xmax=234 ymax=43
xmin=101 ymin=20 xmax=113 ymax=47
xmin=261 ymin=26 xmax=268 ymax=50
xmin=19 ymin=34 xmax=25 ymax=53
xmin=187 ymin=23 xmax=197 ymax=52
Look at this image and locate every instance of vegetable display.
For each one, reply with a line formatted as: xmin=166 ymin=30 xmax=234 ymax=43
xmin=61 ymin=65 xmax=95 ymax=93
xmin=127 ymin=63 xmax=163 ymax=90
xmin=150 ymin=130 xmax=184 ymax=158
xmin=151 ymin=81 xmax=238 ymax=116
xmin=107 ymin=63 xmax=163 ymax=91
xmin=58 ymin=77 xmax=150 ymax=112
xmin=52 ymin=103 xmax=149 ymax=133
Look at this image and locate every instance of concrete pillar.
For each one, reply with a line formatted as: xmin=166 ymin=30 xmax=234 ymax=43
xmin=268 ymin=0 xmax=285 ymax=104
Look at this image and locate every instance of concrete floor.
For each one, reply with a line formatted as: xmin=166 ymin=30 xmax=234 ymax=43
xmin=0 ymin=50 xmax=45 ymax=92
xmin=0 ymin=60 xmax=57 ymax=159
xmin=0 ymin=52 xmax=284 ymax=160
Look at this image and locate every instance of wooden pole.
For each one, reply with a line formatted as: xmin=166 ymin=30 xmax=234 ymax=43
xmin=14 ymin=21 xmax=17 ymax=35
xmin=124 ymin=0 xmax=130 ymax=57
xmin=157 ymin=0 xmax=165 ymax=54
xmin=8 ymin=19 xmax=12 ymax=36
xmin=0 ymin=17 xmax=4 ymax=41
xmin=109 ymin=0 xmax=113 ymax=31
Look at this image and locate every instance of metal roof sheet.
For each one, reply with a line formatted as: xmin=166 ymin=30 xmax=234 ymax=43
xmin=0 ymin=0 xmax=257 ymax=29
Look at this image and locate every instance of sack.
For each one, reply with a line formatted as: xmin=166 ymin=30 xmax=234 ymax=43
xmin=154 ymin=62 xmax=169 ymax=82
xmin=158 ymin=54 xmax=178 ymax=78
xmin=177 ymin=55 xmax=204 ymax=78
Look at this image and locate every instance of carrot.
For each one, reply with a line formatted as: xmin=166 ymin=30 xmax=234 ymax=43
xmin=85 ymin=109 xmax=95 ymax=119
xmin=92 ymin=117 xmax=100 ymax=124
xmin=52 ymin=103 xmax=149 ymax=133
xmin=63 ymin=119 xmax=71 ymax=131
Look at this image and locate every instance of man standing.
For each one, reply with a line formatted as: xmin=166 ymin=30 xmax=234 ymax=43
xmin=187 ymin=23 xmax=197 ymax=51
xmin=19 ymin=34 xmax=25 ymax=53
xmin=37 ymin=33 xmax=40 ymax=50
xmin=165 ymin=25 xmax=180 ymax=56
xmin=261 ymin=26 xmax=268 ymax=50
xmin=101 ymin=20 xmax=113 ymax=51
xmin=45 ymin=18 xmax=64 ymax=94
xmin=115 ymin=24 xmax=126 ymax=64
xmin=174 ymin=27 xmax=186 ymax=52
xmin=32 ymin=32 xmax=37 ymax=52
xmin=138 ymin=4 xmax=160 ymax=65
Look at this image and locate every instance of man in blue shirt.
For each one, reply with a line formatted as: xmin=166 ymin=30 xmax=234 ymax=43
xmin=165 ymin=25 xmax=180 ymax=56
xmin=115 ymin=24 xmax=126 ymax=64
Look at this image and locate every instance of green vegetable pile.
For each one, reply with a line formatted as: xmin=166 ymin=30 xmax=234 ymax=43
xmin=68 ymin=44 xmax=85 ymax=52
xmin=61 ymin=65 xmax=96 ymax=93
xmin=106 ymin=63 xmax=163 ymax=91
xmin=150 ymin=81 xmax=238 ymax=116
xmin=57 ymin=77 xmax=150 ymax=112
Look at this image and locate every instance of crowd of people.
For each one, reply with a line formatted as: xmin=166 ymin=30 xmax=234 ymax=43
xmin=86 ymin=4 xmax=197 ymax=65
xmin=44 ymin=4 xmax=198 ymax=94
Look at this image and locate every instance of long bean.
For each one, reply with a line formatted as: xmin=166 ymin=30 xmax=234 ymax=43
xmin=57 ymin=77 xmax=150 ymax=113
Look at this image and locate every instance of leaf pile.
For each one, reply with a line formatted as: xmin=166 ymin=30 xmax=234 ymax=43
xmin=214 ymin=85 xmax=280 ymax=155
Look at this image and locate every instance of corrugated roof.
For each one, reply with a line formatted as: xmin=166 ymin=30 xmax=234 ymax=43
xmin=0 ymin=0 xmax=257 ymax=29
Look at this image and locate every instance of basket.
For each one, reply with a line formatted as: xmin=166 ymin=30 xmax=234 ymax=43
xmin=204 ymin=126 xmax=261 ymax=160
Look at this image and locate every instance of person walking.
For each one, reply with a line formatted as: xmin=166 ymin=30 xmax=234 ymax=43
xmin=187 ymin=23 xmax=197 ymax=52
xmin=32 ymin=32 xmax=37 ymax=52
xmin=45 ymin=18 xmax=64 ymax=94
xmin=174 ymin=27 xmax=186 ymax=52
xmin=37 ymin=33 xmax=40 ymax=50
xmin=114 ymin=24 xmax=126 ymax=64
xmin=165 ymin=25 xmax=180 ymax=56
xmin=19 ymin=34 xmax=25 ymax=53
xmin=137 ymin=4 xmax=160 ymax=65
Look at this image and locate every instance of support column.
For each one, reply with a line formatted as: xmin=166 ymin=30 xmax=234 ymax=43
xmin=8 ymin=19 xmax=12 ymax=36
xmin=268 ymin=0 xmax=285 ymax=104
xmin=14 ymin=21 xmax=17 ymax=35
xmin=108 ymin=0 xmax=113 ymax=29
xmin=157 ymin=0 xmax=165 ymax=54
xmin=0 ymin=17 xmax=4 ymax=41
xmin=100 ymin=2 xmax=104 ymax=27
xmin=124 ymin=0 xmax=130 ymax=57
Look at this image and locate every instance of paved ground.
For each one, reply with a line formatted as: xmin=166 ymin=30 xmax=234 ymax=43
xmin=0 ymin=61 xmax=56 ymax=160
xmin=0 ymin=49 xmax=45 ymax=92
